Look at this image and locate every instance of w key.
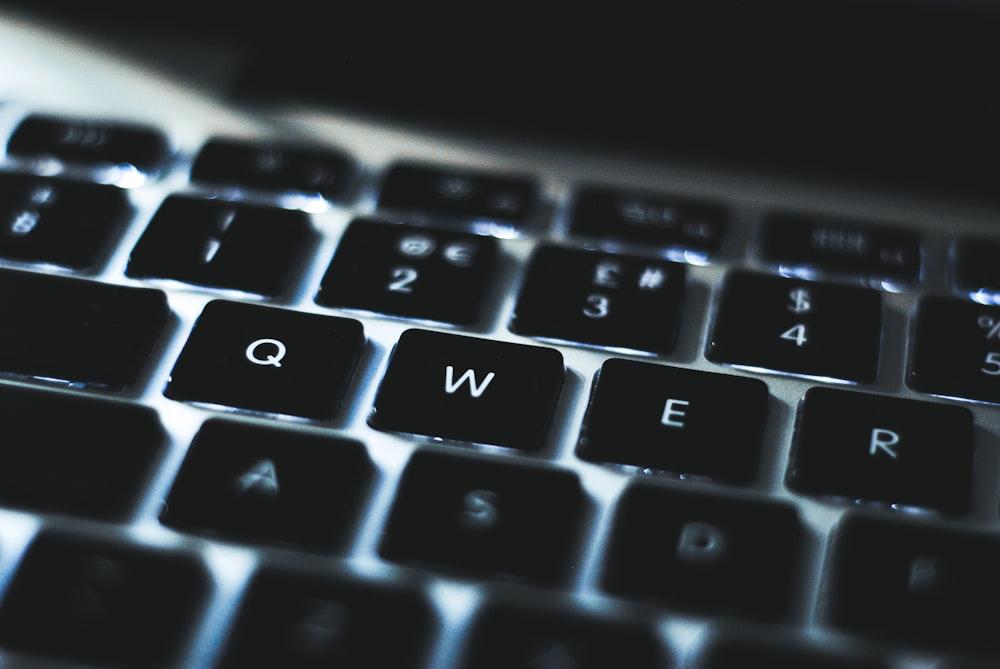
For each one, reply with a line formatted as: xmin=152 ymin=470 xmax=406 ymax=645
xmin=369 ymin=329 xmax=564 ymax=451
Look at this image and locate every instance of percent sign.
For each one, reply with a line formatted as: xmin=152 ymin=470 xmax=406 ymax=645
xmin=978 ymin=315 xmax=1000 ymax=339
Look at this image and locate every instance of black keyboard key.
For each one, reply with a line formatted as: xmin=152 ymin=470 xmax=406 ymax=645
xmin=7 ymin=114 xmax=170 ymax=177
xmin=602 ymin=482 xmax=803 ymax=621
xmin=165 ymin=300 xmax=364 ymax=419
xmin=190 ymin=137 xmax=353 ymax=201
xmin=786 ymin=387 xmax=973 ymax=514
xmin=459 ymin=597 xmax=668 ymax=669
xmin=706 ymin=270 xmax=882 ymax=383
xmin=577 ymin=359 xmax=769 ymax=484
xmin=0 ymin=173 xmax=129 ymax=268
xmin=218 ymin=567 xmax=434 ymax=669
xmin=907 ymin=295 xmax=1000 ymax=404
xmin=952 ymin=236 xmax=1000 ymax=302
xmin=759 ymin=211 xmax=921 ymax=285
xmin=0 ymin=531 xmax=208 ymax=668
xmin=378 ymin=162 xmax=536 ymax=225
xmin=825 ymin=511 xmax=1000 ymax=654
xmin=369 ymin=329 xmax=564 ymax=451
xmin=695 ymin=631 xmax=888 ymax=669
xmin=161 ymin=418 xmax=372 ymax=550
xmin=0 ymin=268 xmax=167 ymax=389
xmin=570 ymin=185 xmax=726 ymax=256
xmin=509 ymin=245 xmax=686 ymax=354
xmin=316 ymin=219 xmax=498 ymax=325
xmin=0 ymin=384 xmax=163 ymax=520
xmin=126 ymin=195 xmax=314 ymax=296
xmin=379 ymin=449 xmax=583 ymax=584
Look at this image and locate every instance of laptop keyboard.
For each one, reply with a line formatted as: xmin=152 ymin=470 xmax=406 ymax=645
xmin=2 ymin=23 xmax=1000 ymax=669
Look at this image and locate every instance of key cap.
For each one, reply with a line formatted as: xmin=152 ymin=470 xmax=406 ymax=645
xmin=126 ymin=195 xmax=314 ymax=296
xmin=378 ymin=162 xmax=536 ymax=225
xmin=161 ymin=418 xmax=372 ymax=550
xmin=907 ymin=295 xmax=1000 ymax=404
xmin=218 ymin=567 xmax=434 ymax=669
xmin=190 ymin=137 xmax=353 ymax=201
xmin=379 ymin=449 xmax=583 ymax=583
xmin=695 ymin=631 xmax=888 ymax=669
xmin=369 ymin=328 xmax=564 ymax=451
xmin=825 ymin=511 xmax=1000 ymax=654
xmin=602 ymin=481 xmax=803 ymax=621
xmin=315 ymin=218 xmax=498 ymax=325
xmin=951 ymin=236 xmax=1000 ymax=302
xmin=0 ymin=531 xmax=208 ymax=668
xmin=0 ymin=268 xmax=167 ymax=389
xmin=0 ymin=173 xmax=129 ymax=268
xmin=705 ymin=270 xmax=882 ymax=383
xmin=7 ymin=114 xmax=170 ymax=177
xmin=570 ymin=185 xmax=726 ymax=256
xmin=0 ymin=384 xmax=163 ymax=520
xmin=165 ymin=300 xmax=364 ymax=419
xmin=786 ymin=387 xmax=973 ymax=514
xmin=577 ymin=359 xmax=769 ymax=483
xmin=759 ymin=211 xmax=921 ymax=285
xmin=459 ymin=597 xmax=668 ymax=669
xmin=509 ymin=245 xmax=686 ymax=354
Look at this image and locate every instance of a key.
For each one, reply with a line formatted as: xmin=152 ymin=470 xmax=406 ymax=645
xmin=577 ymin=358 xmax=769 ymax=483
xmin=509 ymin=245 xmax=686 ymax=354
xmin=0 ymin=173 xmax=130 ymax=268
xmin=695 ymin=630 xmax=888 ymax=669
xmin=7 ymin=114 xmax=170 ymax=177
xmin=161 ymin=418 xmax=372 ymax=550
xmin=786 ymin=387 xmax=973 ymax=514
xmin=379 ymin=448 xmax=583 ymax=584
xmin=0 ymin=531 xmax=208 ymax=668
xmin=825 ymin=511 xmax=1000 ymax=654
xmin=0 ymin=384 xmax=163 ymax=520
xmin=217 ymin=567 xmax=434 ymax=669
xmin=759 ymin=212 xmax=921 ymax=285
xmin=165 ymin=300 xmax=364 ymax=419
xmin=316 ymin=218 xmax=498 ymax=325
xmin=126 ymin=195 xmax=314 ymax=296
xmin=907 ymin=295 xmax=1000 ymax=404
xmin=569 ymin=185 xmax=726 ymax=256
xmin=951 ymin=236 xmax=1000 ymax=301
xmin=0 ymin=268 xmax=167 ymax=389
xmin=369 ymin=328 xmax=564 ymax=451
xmin=459 ymin=596 xmax=668 ymax=669
xmin=378 ymin=162 xmax=537 ymax=225
xmin=190 ymin=137 xmax=353 ymax=201
xmin=706 ymin=270 xmax=882 ymax=383
xmin=601 ymin=481 xmax=803 ymax=621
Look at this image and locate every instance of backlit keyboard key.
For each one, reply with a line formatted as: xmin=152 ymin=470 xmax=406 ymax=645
xmin=7 ymin=114 xmax=169 ymax=177
xmin=907 ymin=295 xmax=1000 ymax=404
xmin=577 ymin=359 xmax=769 ymax=483
xmin=161 ymin=418 xmax=372 ymax=551
xmin=696 ymin=631 xmax=889 ymax=669
xmin=509 ymin=245 xmax=686 ymax=354
xmin=369 ymin=329 xmax=564 ymax=451
xmin=379 ymin=449 xmax=583 ymax=584
xmin=759 ymin=211 xmax=921 ymax=285
xmin=0 ymin=531 xmax=208 ymax=668
xmin=0 ymin=268 xmax=167 ymax=389
xmin=165 ymin=300 xmax=364 ymax=419
xmin=316 ymin=219 xmax=498 ymax=325
xmin=826 ymin=512 xmax=1000 ymax=654
xmin=706 ymin=270 xmax=881 ymax=383
xmin=126 ymin=195 xmax=314 ymax=296
xmin=602 ymin=481 xmax=803 ymax=621
xmin=0 ymin=173 xmax=130 ymax=268
xmin=0 ymin=384 xmax=163 ymax=520
xmin=787 ymin=387 xmax=973 ymax=514
xmin=190 ymin=137 xmax=353 ymax=201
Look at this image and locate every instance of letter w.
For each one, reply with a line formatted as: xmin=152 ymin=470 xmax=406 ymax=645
xmin=444 ymin=366 xmax=495 ymax=398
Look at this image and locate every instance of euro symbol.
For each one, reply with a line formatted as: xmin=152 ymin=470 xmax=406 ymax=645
xmin=245 ymin=338 xmax=287 ymax=367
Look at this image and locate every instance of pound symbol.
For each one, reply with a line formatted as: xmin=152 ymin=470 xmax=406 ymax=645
xmin=787 ymin=288 xmax=811 ymax=314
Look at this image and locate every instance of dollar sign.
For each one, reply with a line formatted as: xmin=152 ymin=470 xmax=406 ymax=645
xmin=788 ymin=288 xmax=811 ymax=314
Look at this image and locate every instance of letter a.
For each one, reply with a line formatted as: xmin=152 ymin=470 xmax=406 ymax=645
xmin=444 ymin=365 xmax=495 ymax=398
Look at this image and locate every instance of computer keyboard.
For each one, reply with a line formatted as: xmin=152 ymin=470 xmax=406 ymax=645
xmin=2 ymin=11 xmax=1000 ymax=669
